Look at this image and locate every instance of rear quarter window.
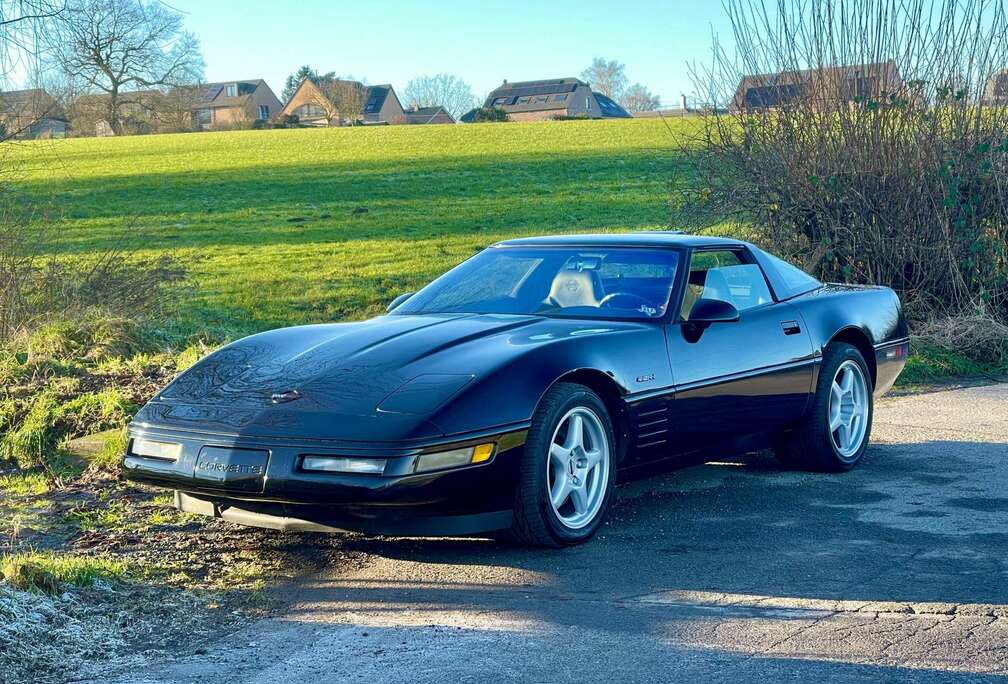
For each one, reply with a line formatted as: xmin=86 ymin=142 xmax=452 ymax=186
xmin=757 ymin=249 xmax=822 ymax=299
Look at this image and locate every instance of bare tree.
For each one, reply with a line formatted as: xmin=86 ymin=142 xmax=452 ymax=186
xmin=0 ymin=1 xmax=65 ymax=140
xmin=45 ymin=0 xmax=203 ymax=136
xmin=581 ymin=58 xmax=627 ymax=99
xmin=403 ymin=73 xmax=476 ymax=119
xmin=152 ymin=84 xmax=203 ymax=133
xmin=0 ymin=1 xmax=64 ymax=84
xmin=305 ymin=77 xmax=366 ymax=126
xmin=683 ymin=0 xmax=1008 ymax=338
xmin=620 ymin=83 xmax=661 ymax=112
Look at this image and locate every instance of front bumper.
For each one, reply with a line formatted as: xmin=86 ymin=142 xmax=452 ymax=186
xmin=122 ymin=424 xmax=527 ymax=536
xmin=173 ymin=491 xmax=514 ymax=536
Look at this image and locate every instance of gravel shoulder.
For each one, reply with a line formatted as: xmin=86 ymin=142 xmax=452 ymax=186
xmin=90 ymin=383 xmax=1008 ymax=683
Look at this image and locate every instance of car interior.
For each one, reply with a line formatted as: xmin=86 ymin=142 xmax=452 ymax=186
xmin=540 ymin=253 xmax=675 ymax=317
xmin=680 ymin=251 xmax=774 ymax=320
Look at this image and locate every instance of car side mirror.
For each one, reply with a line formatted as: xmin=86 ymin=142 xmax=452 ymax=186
xmin=386 ymin=292 xmax=414 ymax=312
xmin=689 ymin=297 xmax=740 ymax=325
xmin=682 ymin=298 xmax=739 ymax=342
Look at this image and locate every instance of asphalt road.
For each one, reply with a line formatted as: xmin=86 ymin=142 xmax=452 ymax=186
xmin=101 ymin=384 xmax=1008 ymax=683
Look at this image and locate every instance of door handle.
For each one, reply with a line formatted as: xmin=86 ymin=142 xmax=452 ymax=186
xmin=780 ymin=320 xmax=801 ymax=335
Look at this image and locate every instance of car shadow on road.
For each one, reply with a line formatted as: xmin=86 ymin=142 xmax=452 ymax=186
xmin=269 ymin=439 xmax=1008 ymax=677
xmin=327 ymin=441 xmax=1008 ymax=602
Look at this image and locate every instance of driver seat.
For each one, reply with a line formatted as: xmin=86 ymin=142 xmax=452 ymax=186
xmin=547 ymin=269 xmax=604 ymax=309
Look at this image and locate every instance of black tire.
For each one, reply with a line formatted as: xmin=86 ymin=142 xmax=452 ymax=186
xmin=774 ymin=342 xmax=874 ymax=472
xmin=508 ymin=382 xmax=616 ymax=547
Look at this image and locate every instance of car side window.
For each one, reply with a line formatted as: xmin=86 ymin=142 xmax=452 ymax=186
xmin=681 ymin=250 xmax=773 ymax=320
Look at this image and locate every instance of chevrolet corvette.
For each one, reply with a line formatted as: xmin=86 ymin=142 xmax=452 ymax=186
xmin=122 ymin=233 xmax=909 ymax=546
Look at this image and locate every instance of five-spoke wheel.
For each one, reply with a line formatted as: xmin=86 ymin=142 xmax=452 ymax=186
xmin=510 ymin=383 xmax=616 ymax=546
xmin=774 ymin=342 xmax=874 ymax=472
xmin=829 ymin=360 xmax=870 ymax=459
xmin=547 ymin=407 xmax=611 ymax=530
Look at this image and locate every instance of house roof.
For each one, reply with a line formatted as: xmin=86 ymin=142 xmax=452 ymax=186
xmin=404 ymin=105 xmax=454 ymax=124
xmin=732 ymin=61 xmax=901 ymax=110
xmin=362 ymin=84 xmax=393 ymax=115
xmin=483 ymin=78 xmax=585 ymax=113
xmin=0 ymin=88 xmax=67 ymax=121
xmin=194 ymin=79 xmax=269 ymax=109
xmin=593 ymin=93 xmax=632 ymax=118
xmin=483 ymin=78 xmax=632 ymax=118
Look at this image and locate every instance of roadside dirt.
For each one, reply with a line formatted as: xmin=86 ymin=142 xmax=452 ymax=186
xmin=0 ymin=469 xmax=368 ymax=684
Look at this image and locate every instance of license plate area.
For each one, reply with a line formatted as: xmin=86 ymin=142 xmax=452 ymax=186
xmin=193 ymin=446 xmax=269 ymax=492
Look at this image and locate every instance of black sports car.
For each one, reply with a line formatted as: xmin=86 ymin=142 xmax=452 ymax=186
xmin=123 ymin=233 xmax=909 ymax=547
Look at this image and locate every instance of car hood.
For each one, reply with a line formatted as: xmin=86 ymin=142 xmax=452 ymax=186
xmin=134 ymin=313 xmax=636 ymax=442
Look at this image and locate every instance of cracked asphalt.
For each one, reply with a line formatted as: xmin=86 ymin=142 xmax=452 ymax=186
xmin=101 ymin=383 xmax=1008 ymax=683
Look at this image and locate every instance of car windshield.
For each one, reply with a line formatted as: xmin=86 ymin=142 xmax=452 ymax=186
xmin=393 ymin=246 xmax=681 ymax=320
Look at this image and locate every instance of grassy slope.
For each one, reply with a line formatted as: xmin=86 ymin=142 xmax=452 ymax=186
xmin=13 ymin=118 xmax=690 ymax=339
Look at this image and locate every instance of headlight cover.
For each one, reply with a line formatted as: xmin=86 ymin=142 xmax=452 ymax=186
xmin=301 ymin=456 xmax=387 ymax=474
xmin=130 ymin=439 xmax=182 ymax=461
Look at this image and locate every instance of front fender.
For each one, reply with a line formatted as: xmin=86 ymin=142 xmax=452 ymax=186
xmin=426 ymin=323 xmax=670 ymax=437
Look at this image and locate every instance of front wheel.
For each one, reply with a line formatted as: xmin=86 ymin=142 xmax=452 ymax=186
xmin=509 ymin=383 xmax=615 ymax=547
xmin=774 ymin=342 xmax=873 ymax=472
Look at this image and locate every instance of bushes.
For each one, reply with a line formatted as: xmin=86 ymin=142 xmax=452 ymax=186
xmin=0 ymin=192 xmax=185 ymax=347
xmin=0 ymin=387 xmax=131 ymax=471
xmin=0 ymin=185 xmax=189 ymax=472
xmin=471 ymin=107 xmax=509 ymax=123
xmin=683 ymin=0 xmax=1008 ymax=353
xmin=0 ymin=313 xmax=198 ymax=472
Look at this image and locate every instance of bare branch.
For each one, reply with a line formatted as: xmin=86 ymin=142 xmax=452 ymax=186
xmin=403 ymin=74 xmax=476 ymax=120
xmin=44 ymin=0 xmax=203 ymax=135
xmin=681 ymin=0 xmax=1008 ymax=325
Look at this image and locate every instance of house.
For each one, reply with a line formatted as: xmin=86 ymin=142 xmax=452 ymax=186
xmin=983 ymin=70 xmax=1008 ymax=105
xmin=190 ymin=79 xmax=281 ymax=130
xmin=730 ymin=61 xmax=902 ymax=112
xmin=403 ymin=105 xmax=455 ymax=124
xmin=280 ymin=78 xmax=406 ymax=125
xmin=0 ymin=89 xmax=68 ymax=139
xmin=480 ymin=78 xmax=632 ymax=121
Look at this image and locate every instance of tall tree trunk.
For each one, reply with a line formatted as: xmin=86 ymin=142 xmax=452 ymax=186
xmin=108 ymin=87 xmax=123 ymax=136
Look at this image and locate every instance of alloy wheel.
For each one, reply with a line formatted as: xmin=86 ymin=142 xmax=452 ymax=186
xmin=546 ymin=406 xmax=611 ymax=530
xmin=828 ymin=360 xmax=869 ymax=459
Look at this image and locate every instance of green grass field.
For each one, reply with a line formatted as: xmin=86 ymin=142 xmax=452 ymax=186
xmin=13 ymin=118 xmax=690 ymax=339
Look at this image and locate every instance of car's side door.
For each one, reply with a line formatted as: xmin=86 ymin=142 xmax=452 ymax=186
xmin=665 ymin=247 xmax=816 ymax=446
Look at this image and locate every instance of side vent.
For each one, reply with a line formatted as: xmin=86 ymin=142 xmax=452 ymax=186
xmin=631 ymin=396 xmax=672 ymax=449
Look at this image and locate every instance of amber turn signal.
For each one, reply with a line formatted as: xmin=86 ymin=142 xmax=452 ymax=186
xmin=471 ymin=443 xmax=495 ymax=464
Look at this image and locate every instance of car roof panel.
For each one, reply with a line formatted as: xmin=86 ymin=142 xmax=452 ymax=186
xmin=495 ymin=232 xmax=745 ymax=249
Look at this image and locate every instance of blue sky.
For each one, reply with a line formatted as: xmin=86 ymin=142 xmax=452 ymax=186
xmin=165 ymin=0 xmax=733 ymax=105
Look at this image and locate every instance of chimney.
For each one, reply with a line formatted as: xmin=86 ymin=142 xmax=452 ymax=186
xmin=503 ymin=79 xmax=508 ymax=84
xmin=680 ymin=93 xmax=688 ymax=112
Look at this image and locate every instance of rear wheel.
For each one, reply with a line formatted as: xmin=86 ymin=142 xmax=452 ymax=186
xmin=509 ymin=383 xmax=615 ymax=547
xmin=774 ymin=342 xmax=873 ymax=472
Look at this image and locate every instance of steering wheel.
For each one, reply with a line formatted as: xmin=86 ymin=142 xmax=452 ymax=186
xmin=598 ymin=292 xmax=655 ymax=314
